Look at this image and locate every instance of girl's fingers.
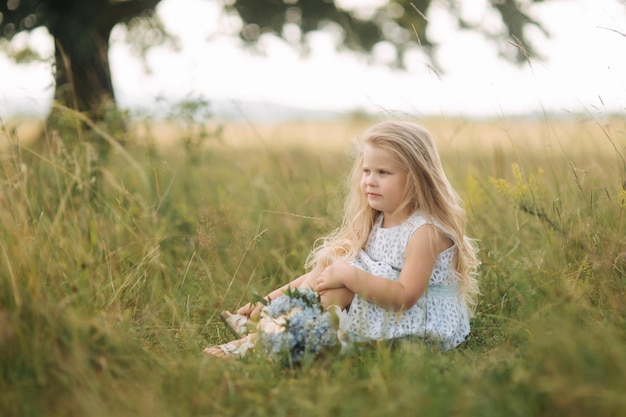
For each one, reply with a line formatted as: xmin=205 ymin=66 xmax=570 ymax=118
xmin=237 ymin=303 xmax=252 ymax=316
xmin=251 ymin=303 xmax=263 ymax=321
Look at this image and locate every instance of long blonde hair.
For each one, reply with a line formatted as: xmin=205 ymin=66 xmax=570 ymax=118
xmin=305 ymin=121 xmax=480 ymax=313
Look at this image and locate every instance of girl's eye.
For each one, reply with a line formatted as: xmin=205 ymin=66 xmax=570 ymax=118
xmin=378 ymin=170 xmax=388 ymax=175
xmin=363 ymin=169 xmax=371 ymax=174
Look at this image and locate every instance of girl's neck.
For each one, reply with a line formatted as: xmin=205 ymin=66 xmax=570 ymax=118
xmin=380 ymin=209 xmax=413 ymax=228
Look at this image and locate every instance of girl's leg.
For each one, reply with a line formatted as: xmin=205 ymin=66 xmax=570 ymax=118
xmin=239 ymin=266 xmax=353 ymax=326
xmin=208 ymin=270 xmax=320 ymax=357
xmin=207 ymin=267 xmax=353 ymax=358
xmin=203 ymin=333 xmax=257 ymax=358
xmin=319 ymin=287 xmax=354 ymax=311
xmin=237 ymin=270 xmax=317 ymax=322
xmin=299 ymin=266 xmax=354 ymax=310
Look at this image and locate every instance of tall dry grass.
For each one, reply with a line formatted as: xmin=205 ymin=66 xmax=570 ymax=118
xmin=1 ymin=112 xmax=624 ymax=417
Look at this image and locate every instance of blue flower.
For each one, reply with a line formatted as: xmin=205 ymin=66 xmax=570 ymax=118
xmin=258 ymin=287 xmax=338 ymax=365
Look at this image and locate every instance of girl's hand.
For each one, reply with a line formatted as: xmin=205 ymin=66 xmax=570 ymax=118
xmin=236 ymin=302 xmax=263 ymax=320
xmin=316 ymin=261 xmax=354 ymax=292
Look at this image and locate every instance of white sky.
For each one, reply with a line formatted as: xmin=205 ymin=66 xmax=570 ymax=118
xmin=0 ymin=0 xmax=625 ymax=119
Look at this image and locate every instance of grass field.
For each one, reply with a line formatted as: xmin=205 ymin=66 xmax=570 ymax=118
xmin=1 ymin=112 xmax=625 ymax=417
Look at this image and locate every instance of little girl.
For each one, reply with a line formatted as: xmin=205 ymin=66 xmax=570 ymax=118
xmin=204 ymin=120 xmax=479 ymax=357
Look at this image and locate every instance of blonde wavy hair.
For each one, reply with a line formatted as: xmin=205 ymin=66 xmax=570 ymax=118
xmin=305 ymin=121 xmax=480 ymax=313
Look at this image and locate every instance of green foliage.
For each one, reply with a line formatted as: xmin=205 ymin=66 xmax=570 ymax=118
xmin=2 ymin=0 xmax=558 ymax=120
xmin=228 ymin=0 xmax=551 ymax=68
xmin=1 ymin=116 xmax=625 ymax=417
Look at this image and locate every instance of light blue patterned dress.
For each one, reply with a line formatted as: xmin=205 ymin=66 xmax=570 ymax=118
xmin=341 ymin=211 xmax=470 ymax=350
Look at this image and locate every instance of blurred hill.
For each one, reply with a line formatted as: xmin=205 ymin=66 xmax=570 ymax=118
xmin=206 ymin=99 xmax=346 ymax=122
xmin=0 ymin=97 xmax=348 ymax=123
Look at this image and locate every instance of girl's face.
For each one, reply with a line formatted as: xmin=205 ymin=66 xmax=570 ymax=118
xmin=360 ymin=143 xmax=409 ymax=227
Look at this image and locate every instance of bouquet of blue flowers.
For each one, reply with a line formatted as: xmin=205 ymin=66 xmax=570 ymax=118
xmin=257 ymin=287 xmax=339 ymax=365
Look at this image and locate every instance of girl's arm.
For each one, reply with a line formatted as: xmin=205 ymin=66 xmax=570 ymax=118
xmin=316 ymin=225 xmax=451 ymax=311
xmin=237 ymin=268 xmax=320 ymax=318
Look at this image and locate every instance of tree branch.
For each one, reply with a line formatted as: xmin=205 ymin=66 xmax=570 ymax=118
xmin=107 ymin=0 xmax=163 ymax=25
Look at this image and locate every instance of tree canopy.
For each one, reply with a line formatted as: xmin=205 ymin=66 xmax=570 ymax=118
xmin=1 ymin=0 xmax=551 ymax=121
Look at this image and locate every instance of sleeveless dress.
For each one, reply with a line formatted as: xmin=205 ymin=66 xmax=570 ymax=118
xmin=341 ymin=211 xmax=470 ymax=350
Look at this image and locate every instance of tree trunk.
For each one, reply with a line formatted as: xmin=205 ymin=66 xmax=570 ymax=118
xmin=42 ymin=12 xmax=119 ymax=156
xmin=29 ymin=0 xmax=162 ymax=155
xmin=51 ymin=19 xmax=115 ymax=121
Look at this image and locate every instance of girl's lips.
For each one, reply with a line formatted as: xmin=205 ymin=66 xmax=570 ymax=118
xmin=367 ymin=192 xmax=381 ymax=198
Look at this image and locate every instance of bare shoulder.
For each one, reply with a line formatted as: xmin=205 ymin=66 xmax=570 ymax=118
xmin=408 ymin=223 xmax=453 ymax=256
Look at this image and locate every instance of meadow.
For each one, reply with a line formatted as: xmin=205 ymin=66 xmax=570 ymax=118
xmin=1 ymin=111 xmax=625 ymax=417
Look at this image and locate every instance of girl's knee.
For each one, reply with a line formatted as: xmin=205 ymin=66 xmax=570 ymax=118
xmin=299 ymin=270 xmax=318 ymax=290
xmin=321 ymin=288 xmax=353 ymax=310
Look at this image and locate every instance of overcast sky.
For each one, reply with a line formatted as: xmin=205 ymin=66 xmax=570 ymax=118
xmin=1 ymin=0 xmax=624 ymax=120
